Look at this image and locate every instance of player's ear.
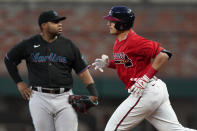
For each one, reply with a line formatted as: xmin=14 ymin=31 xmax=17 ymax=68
xmin=41 ymin=23 xmax=47 ymax=30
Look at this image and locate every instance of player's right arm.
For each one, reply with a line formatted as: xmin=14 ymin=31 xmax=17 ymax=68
xmin=4 ymin=41 xmax=32 ymax=100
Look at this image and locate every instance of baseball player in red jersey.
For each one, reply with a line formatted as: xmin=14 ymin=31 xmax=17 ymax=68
xmin=92 ymin=6 xmax=196 ymax=131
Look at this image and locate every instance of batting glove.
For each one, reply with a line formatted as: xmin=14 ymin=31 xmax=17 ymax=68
xmin=92 ymin=54 xmax=109 ymax=72
xmin=129 ymin=75 xmax=150 ymax=97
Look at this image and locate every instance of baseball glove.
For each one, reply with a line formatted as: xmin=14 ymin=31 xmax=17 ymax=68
xmin=68 ymin=95 xmax=98 ymax=113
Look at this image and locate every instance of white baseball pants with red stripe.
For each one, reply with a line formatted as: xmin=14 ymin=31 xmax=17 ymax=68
xmin=105 ymin=79 xmax=196 ymax=131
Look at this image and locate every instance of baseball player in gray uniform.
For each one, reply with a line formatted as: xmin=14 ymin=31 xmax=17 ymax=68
xmin=4 ymin=10 xmax=98 ymax=131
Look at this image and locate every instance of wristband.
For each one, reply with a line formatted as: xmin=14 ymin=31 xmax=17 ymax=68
xmin=87 ymin=83 xmax=99 ymax=97
xmin=145 ymin=66 xmax=158 ymax=79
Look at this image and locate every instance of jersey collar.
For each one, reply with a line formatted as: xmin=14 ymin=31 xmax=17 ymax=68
xmin=115 ymin=29 xmax=135 ymax=43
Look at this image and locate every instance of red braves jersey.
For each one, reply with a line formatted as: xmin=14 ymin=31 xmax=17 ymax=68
xmin=108 ymin=30 xmax=163 ymax=89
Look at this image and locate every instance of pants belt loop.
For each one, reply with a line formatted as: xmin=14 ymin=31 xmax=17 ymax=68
xmin=153 ymin=76 xmax=158 ymax=81
xmin=37 ymin=86 xmax=42 ymax=92
xmin=60 ymin=88 xmax=64 ymax=93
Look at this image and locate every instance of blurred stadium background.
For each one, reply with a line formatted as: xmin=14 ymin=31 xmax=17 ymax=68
xmin=0 ymin=0 xmax=197 ymax=130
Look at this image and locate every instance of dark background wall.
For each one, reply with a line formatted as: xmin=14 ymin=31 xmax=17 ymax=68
xmin=0 ymin=1 xmax=197 ymax=131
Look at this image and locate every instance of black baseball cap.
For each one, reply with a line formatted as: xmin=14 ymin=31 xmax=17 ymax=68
xmin=38 ymin=10 xmax=66 ymax=26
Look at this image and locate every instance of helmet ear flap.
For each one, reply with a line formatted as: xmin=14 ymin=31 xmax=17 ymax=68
xmin=115 ymin=22 xmax=132 ymax=31
xmin=115 ymin=22 xmax=124 ymax=31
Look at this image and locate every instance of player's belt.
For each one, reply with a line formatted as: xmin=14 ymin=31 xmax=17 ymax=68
xmin=130 ymin=76 xmax=158 ymax=82
xmin=31 ymin=86 xmax=70 ymax=94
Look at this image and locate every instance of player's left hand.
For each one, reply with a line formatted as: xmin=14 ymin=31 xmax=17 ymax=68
xmin=92 ymin=54 xmax=109 ymax=72
xmin=90 ymin=96 xmax=98 ymax=103
xmin=69 ymin=95 xmax=98 ymax=113
xmin=129 ymin=75 xmax=150 ymax=97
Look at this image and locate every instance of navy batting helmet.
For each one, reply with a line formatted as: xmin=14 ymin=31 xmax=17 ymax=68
xmin=104 ymin=6 xmax=135 ymax=31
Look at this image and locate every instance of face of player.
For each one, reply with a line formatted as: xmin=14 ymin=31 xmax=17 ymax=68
xmin=106 ymin=21 xmax=120 ymax=35
xmin=44 ymin=21 xmax=63 ymax=36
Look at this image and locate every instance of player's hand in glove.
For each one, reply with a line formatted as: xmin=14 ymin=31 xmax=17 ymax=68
xmin=129 ymin=75 xmax=150 ymax=97
xmin=92 ymin=54 xmax=109 ymax=72
xmin=68 ymin=95 xmax=98 ymax=113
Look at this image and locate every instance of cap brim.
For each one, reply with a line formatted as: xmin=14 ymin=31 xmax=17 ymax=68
xmin=52 ymin=16 xmax=66 ymax=22
xmin=104 ymin=16 xmax=121 ymax=22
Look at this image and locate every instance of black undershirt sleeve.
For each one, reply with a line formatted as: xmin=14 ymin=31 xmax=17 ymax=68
xmin=4 ymin=57 xmax=22 ymax=83
xmin=4 ymin=41 xmax=26 ymax=84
